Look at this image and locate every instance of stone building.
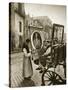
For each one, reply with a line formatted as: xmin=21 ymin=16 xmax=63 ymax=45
xmin=9 ymin=3 xmax=25 ymax=52
xmin=25 ymin=15 xmax=53 ymax=41
xmin=25 ymin=15 xmax=43 ymax=40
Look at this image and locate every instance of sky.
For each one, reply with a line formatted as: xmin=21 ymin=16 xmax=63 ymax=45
xmin=24 ymin=3 xmax=66 ymax=32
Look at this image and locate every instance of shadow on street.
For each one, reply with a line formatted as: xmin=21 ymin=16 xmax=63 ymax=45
xmin=19 ymin=78 xmax=35 ymax=87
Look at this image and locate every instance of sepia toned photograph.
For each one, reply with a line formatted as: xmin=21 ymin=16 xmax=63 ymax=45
xmin=9 ymin=2 xmax=66 ymax=87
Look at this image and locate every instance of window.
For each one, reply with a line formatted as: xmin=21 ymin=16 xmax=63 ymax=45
xmin=19 ymin=36 xmax=22 ymax=48
xmin=19 ymin=21 xmax=22 ymax=32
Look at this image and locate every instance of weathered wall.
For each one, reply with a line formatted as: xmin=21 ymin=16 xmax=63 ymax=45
xmin=15 ymin=12 xmax=24 ymax=48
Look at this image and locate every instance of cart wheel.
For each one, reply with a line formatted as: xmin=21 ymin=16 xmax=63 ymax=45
xmin=42 ymin=70 xmax=64 ymax=85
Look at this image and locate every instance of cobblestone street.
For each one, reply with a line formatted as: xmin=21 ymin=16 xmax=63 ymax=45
xmin=11 ymin=52 xmax=42 ymax=87
xmin=10 ymin=52 xmax=65 ymax=87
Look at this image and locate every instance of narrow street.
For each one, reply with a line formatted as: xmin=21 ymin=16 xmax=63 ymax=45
xmin=10 ymin=52 xmax=65 ymax=87
xmin=11 ymin=52 xmax=42 ymax=87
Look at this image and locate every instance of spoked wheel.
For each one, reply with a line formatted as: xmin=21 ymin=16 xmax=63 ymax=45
xmin=42 ymin=70 xmax=65 ymax=86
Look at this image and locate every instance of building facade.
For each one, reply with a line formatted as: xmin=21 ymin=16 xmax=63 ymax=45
xmin=25 ymin=15 xmax=53 ymax=42
xmin=9 ymin=3 xmax=25 ymax=52
xmin=25 ymin=16 xmax=43 ymax=40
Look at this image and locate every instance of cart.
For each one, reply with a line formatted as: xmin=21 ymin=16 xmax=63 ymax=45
xmin=32 ymin=24 xmax=66 ymax=86
xmin=41 ymin=43 xmax=66 ymax=85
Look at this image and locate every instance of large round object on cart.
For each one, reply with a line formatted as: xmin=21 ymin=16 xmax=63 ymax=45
xmin=31 ymin=30 xmax=44 ymax=65
xmin=31 ymin=30 xmax=44 ymax=50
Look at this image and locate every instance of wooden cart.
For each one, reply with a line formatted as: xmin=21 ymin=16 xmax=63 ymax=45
xmin=32 ymin=24 xmax=66 ymax=85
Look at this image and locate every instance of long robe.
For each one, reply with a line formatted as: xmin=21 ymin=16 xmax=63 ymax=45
xmin=22 ymin=45 xmax=33 ymax=78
